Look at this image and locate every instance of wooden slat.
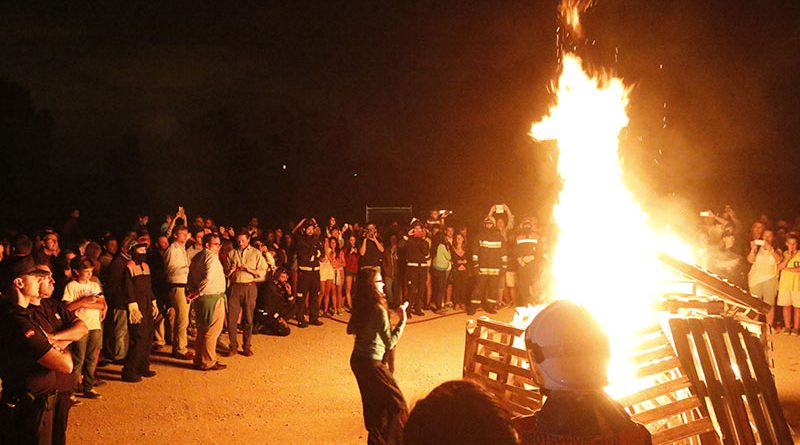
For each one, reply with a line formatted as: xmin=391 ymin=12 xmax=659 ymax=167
xmin=632 ymin=345 xmax=674 ymax=365
xmin=662 ymin=299 xmax=726 ymax=315
xmin=723 ymin=318 xmax=774 ymax=445
xmin=466 ymin=371 xmax=541 ymax=404
xmin=463 ymin=324 xmax=480 ymax=376
xmin=687 ymin=318 xmax=737 ymax=445
xmin=658 ymin=253 xmax=770 ymax=314
xmin=634 ymin=332 xmax=671 ymax=352
xmin=476 ymin=318 xmax=524 ymax=336
xmin=631 ymin=396 xmax=702 ymax=424
xmin=740 ymin=322 xmax=794 ymax=444
xmin=651 ymin=417 xmax=717 ymax=445
xmin=618 ymin=375 xmax=692 ymax=407
xmin=474 ymin=354 xmax=531 ymax=379
xmin=704 ymin=317 xmax=757 ymax=445
xmin=636 ymin=356 xmax=680 ymax=378
xmin=476 ymin=337 xmax=529 ymax=360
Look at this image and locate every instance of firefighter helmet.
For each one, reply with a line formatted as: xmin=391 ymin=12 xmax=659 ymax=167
xmin=524 ymin=300 xmax=610 ymax=392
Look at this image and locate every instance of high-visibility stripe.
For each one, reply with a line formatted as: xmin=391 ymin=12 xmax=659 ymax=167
xmin=479 ymin=268 xmax=501 ymax=275
xmin=517 ymin=239 xmax=538 ymax=245
xmin=479 ymin=241 xmax=502 ymax=248
xmin=299 ymin=266 xmax=319 ymax=271
xmin=472 ymin=255 xmax=479 ymax=260
xmin=500 ymin=256 xmax=508 ymax=261
xmin=406 ymin=263 xmax=425 ymax=267
xmin=486 ymin=299 xmax=497 ymax=304
xmin=470 ymin=300 xmax=482 ymax=304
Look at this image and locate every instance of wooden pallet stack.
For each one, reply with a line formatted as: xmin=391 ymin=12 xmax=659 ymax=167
xmin=463 ymin=255 xmax=793 ymax=444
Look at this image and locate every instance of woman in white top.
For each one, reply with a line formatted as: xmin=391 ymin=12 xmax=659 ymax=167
xmin=747 ymin=229 xmax=781 ymax=328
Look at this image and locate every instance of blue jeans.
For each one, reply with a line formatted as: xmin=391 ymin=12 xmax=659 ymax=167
xmin=72 ymin=329 xmax=102 ymax=392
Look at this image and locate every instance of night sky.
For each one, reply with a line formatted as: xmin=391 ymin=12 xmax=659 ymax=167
xmin=1 ymin=1 xmax=799 ymax=233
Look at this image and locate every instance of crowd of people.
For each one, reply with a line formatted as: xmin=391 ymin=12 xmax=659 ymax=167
xmin=0 ymin=201 xmax=796 ymax=444
xmin=0 ymin=203 xmax=549 ymax=444
xmin=697 ymin=205 xmax=800 ymax=333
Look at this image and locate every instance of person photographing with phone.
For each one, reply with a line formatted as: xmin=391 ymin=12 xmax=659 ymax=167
xmin=746 ymin=229 xmax=781 ymax=329
xmin=359 ymin=223 xmax=384 ymax=272
xmin=347 ymin=268 xmax=408 ymax=445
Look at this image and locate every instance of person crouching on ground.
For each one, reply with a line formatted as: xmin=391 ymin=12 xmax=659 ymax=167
xmin=121 ymin=241 xmax=159 ymax=382
xmin=347 ymin=268 xmax=408 ymax=445
xmin=187 ymin=233 xmax=227 ymax=371
xmin=515 ymin=300 xmax=652 ymax=445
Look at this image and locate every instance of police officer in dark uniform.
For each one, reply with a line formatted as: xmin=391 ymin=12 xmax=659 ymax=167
xmin=0 ymin=256 xmax=74 ymax=445
xmin=294 ymin=218 xmax=323 ymax=327
xmin=469 ymin=216 xmax=507 ymax=315
xmin=402 ymin=219 xmax=430 ymax=317
xmin=29 ymin=263 xmax=88 ymax=445
xmin=515 ymin=217 xmax=541 ymax=308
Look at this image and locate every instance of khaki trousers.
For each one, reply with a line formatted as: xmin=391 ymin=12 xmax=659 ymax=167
xmin=169 ymin=287 xmax=190 ymax=355
xmin=193 ymin=299 xmax=225 ymax=370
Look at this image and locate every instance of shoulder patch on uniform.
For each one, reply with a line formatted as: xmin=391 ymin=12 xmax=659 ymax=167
xmin=24 ymin=329 xmax=35 ymax=338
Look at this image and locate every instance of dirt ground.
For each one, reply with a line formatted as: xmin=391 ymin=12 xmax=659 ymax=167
xmin=68 ymin=308 xmax=800 ymax=444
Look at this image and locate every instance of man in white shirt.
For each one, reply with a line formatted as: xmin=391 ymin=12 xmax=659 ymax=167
xmin=187 ymin=234 xmax=227 ymax=371
xmin=224 ymin=230 xmax=268 ymax=357
xmin=163 ymin=225 xmax=193 ymax=360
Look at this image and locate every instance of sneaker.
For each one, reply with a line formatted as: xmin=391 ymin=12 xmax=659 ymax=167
xmin=310 ymin=319 xmax=324 ymax=326
xmin=297 ymin=321 xmax=309 ymax=328
xmin=141 ymin=370 xmax=157 ymax=378
xmin=69 ymin=395 xmax=83 ymax=406
xmin=241 ymin=348 xmax=254 ymax=357
xmin=82 ymin=389 xmax=102 ymax=400
xmin=792 ymin=329 xmax=799 ymax=336
xmin=93 ymin=379 xmax=107 ymax=387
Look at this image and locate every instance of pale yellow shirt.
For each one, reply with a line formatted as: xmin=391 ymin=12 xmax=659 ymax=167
xmin=227 ymin=246 xmax=268 ymax=284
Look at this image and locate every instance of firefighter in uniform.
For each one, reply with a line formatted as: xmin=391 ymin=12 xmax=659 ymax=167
xmin=294 ymin=219 xmax=323 ymax=327
xmin=468 ymin=216 xmax=506 ymax=315
xmin=403 ymin=219 xmax=430 ymax=317
xmin=516 ymin=301 xmax=652 ymax=445
xmin=254 ymin=268 xmax=294 ymax=336
xmin=0 ymin=256 xmax=74 ymax=445
xmin=122 ymin=242 xmax=159 ymax=383
xmin=515 ymin=217 xmax=541 ymax=308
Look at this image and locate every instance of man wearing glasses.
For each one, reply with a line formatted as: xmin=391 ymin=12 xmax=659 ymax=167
xmin=187 ymin=234 xmax=227 ymax=371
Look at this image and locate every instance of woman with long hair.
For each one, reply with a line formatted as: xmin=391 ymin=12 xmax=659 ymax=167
xmin=319 ymin=238 xmax=335 ymax=316
xmin=450 ymin=232 xmax=469 ymax=310
xmin=343 ymin=235 xmax=360 ymax=311
xmin=330 ymin=237 xmax=345 ymax=315
xmin=347 ymin=268 xmax=408 ymax=445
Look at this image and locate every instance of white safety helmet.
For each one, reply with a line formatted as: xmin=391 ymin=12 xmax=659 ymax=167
xmin=524 ymin=300 xmax=610 ymax=392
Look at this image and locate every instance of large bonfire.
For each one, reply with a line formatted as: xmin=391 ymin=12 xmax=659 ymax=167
xmin=527 ymin=2 xmax=692 ymax=397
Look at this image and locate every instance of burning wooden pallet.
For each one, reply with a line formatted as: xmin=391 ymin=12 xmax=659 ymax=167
xmin=464 ymin=315 xmax=791 ymax=444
